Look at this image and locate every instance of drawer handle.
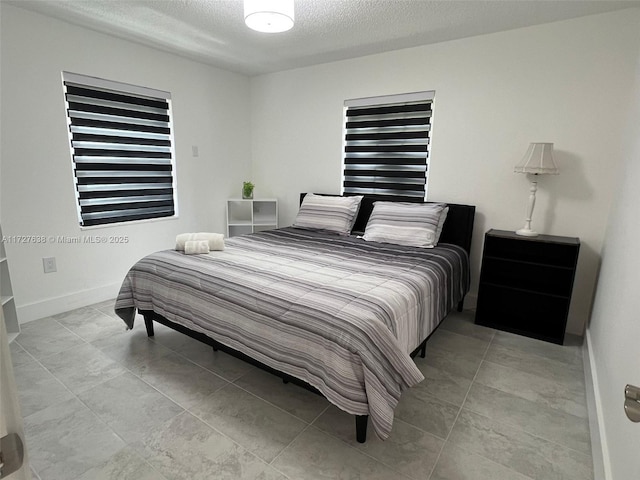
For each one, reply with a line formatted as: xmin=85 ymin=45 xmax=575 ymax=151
xmin=625 ymin=384 xmax=640 ymax=423
xmin=0 ymin=432 xmax=25 ymax=477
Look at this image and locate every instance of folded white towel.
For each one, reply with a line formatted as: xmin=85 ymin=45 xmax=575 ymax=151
xmin=176 ymin=232 xmax=225 ymax=251
xmin=184 ymin=240 xmax=210 ymax=255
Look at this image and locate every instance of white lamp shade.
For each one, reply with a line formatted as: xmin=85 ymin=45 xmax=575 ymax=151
xmin=244 ymin=0 xmax=294 ymax=33
xmin=514 ymin=143 xmax=559 ymax=175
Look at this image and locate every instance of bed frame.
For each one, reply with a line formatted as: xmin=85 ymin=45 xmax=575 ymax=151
xmin=140 ymin=194 xmax=475 ymax=443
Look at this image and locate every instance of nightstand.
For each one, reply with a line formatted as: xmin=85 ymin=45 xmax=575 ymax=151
xmin=475 ymin=229 xmax=580 ymax=344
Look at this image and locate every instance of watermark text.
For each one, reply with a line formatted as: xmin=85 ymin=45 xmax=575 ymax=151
xmin=2 ymin=235 xmax=129 ymax=244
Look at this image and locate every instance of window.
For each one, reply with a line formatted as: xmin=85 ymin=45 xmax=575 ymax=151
xmin=342 ymin=91 xmax=434 ymax=200
xmin=62 ymin=72 xmax=177 ymax=227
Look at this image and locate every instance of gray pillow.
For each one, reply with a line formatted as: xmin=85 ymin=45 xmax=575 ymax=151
xmin=363 ymin=202 xmax=448 ymax=248
xmin=293 ymin=194 xmax=364 ymax=235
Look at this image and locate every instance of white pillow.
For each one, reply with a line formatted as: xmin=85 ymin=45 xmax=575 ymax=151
xmin=435 ymin=206 xmax=449 ymax=244
xmin=293 ymin=194 xmax=363 ymax=235
xmin=363 ymin=202 xmax=448 ymax=248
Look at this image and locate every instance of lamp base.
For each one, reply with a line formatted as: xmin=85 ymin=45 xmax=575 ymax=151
xmin=516 ymin=228 xmax=539 ymax=237
xmin=516 ymin=180 xmax=539 ymax=237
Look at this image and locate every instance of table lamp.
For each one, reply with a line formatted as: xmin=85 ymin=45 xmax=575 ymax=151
xmin=514 ymin=143 xmax=559 ymax=236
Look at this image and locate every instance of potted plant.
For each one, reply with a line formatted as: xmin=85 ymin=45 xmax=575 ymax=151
xmin=242 ymin=181 xmax=254 ymax=199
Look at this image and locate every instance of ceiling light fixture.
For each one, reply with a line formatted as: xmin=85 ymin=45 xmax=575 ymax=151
xmin=244 ymin=0 xmax=294 ymax=33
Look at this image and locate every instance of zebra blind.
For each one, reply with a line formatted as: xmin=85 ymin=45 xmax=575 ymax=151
xmin=62 ymin=72 xmax=177 ymax=227
xmin=342 ymin=91 xmax=434 ymax=200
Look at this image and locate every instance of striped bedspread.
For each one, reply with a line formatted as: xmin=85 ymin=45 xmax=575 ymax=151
xmin=115 ymin=227 xmax=469 ymax=439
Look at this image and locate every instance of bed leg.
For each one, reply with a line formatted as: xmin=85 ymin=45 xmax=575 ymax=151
xmin=356 ymin=415 xmax=368 ymax=443
xmin=143 ymin=315 xmax=155 ymax=337
xmin=457 ymin=298 xmax=464 ymax=312
xmin=420 ymin=341 xmax=427 ymax=359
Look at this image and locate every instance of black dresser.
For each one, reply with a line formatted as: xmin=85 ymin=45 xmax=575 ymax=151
xmin=475 ymin=229 xmax=580 ymax=344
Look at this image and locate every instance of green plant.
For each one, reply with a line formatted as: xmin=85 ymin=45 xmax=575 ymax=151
xmin=242 ymin=181 xmax=254 ymax=198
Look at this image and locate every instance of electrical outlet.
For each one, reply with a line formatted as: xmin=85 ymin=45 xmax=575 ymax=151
xmin=192 ymin=145 xmax=199 ymax=157
xmin=43 ymin=257 xmax=57 ymax=273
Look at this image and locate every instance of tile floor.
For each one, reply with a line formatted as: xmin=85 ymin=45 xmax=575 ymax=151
xmin=10 ymin=300 xmax=593 ymax=480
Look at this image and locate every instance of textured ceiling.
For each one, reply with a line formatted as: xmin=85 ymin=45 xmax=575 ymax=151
xmin=7 ymin=0 xmax=640 ymax=76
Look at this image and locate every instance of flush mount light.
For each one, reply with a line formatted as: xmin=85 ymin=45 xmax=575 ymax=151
xmin=244 ymin=0 xmax=294 ymax=33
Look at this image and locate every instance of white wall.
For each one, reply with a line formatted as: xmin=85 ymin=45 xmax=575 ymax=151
xmin=586 ymin=38 xmax=640 ymax=480
xmin=250 ymin=8 xmax=640 ymax=335
xmin=0 ymin=4 xmax=252 ymax=321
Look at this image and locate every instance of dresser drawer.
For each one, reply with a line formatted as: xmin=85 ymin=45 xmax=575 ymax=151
xmin=480 ymin=257 xmax=575 ymax=297
xmin=484 ymin=235 xmax=578 ymax=268
xmin=475 ymin=284 xmax=569 ymax=343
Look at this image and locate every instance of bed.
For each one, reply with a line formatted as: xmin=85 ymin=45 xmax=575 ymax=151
xmin=115 ymin=194 xmax=475 ymax=442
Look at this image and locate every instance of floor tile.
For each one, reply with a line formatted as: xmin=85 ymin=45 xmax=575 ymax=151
xmin=484 ymin=343 xmax=585 ymax=393
xmin=39 ymin=343 xmax=127 ymax=395
xmin=78 ymin=372 xmax=184 ymax=443
xmin=431 ymin=443 xmax=534 ymax=480
xmin=53 ymin=306 xmax=127 ymax=342
xmin=12 ymin=301 xmax=595 ymax=480
xmin=9 ymin=340 xmax=34 ymax=367
xmin=16 ymin=318 xmax=85 ymax=360
xmin=464 ymin=383 xmax=591 ymax=455
xmin=133 ymin=411 xmax=278 ymax=480
xmin=76 ymin=448 xmax=167 ymax=480
xmin=30 ymin=466 xmax=42 ymax=480
xmin=413 ymin=352 xmax=474 ymax=406
xmin=89 ymin=311 xmax=147 ymax=350
xmin=447 ymin=409 xmax=593 ymax=480
xmin=272 ymin=426 xmax=401 ymax=480
xmin=314 ymin=405 xmax=443 ymax=480
xmin=438 ymin=311 xmax=496 ymax=343
xmin=171 ymin=335 xmax=255 ymax=381
xmin=475 ymin=360 xmax=588 ymax=418
xmin=133 ymin=351 xmax=228 ymax=409
xmin=97 ymin=332 xmax=173 ymax=371
xmin=234 ymin=368 xmax=330 ymax=423
xmin=427 ymin=328 xmax=491 ymax=358
xmin=395 ymin=383 xmax=460 ymax=439
xmin=91 ymin=298 xmax=117 ymax=312
xmin=491 ymin=330 xmax=583 ymax=367
xmin=24 ymin=397 xmax=125 ymax=480
xmin=422 ymin=341 xmax=486 ymax=381
xmin=255 ymin=467 xmax=290 ymax=480
xmin=190 ymin=383 xmax=307 ymax=463
xmin=13 ymin=361 xmax=74 ymax=418
xmin=146 ymin=322 xmax=196 ymax=352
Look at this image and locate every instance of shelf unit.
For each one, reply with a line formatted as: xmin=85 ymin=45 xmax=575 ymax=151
xmin=226 ymin=199 xmax=278 ymax=238
xmin=475 ymin=229 xmax=580 ymax=345
xmin=0 ymin=224 xmax=20 ymax=343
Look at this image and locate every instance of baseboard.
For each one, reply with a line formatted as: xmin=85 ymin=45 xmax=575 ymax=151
xmin=16 ymin=283 xmax=121 ymax=323
xmin=584 ymin=329 xmax=611 ymax=480
xmin=463 ymin=292 xmax=478 ymax=311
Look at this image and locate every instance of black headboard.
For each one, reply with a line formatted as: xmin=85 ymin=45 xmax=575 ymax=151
xmin=299 ymin=193 xmax=476 ymax=255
